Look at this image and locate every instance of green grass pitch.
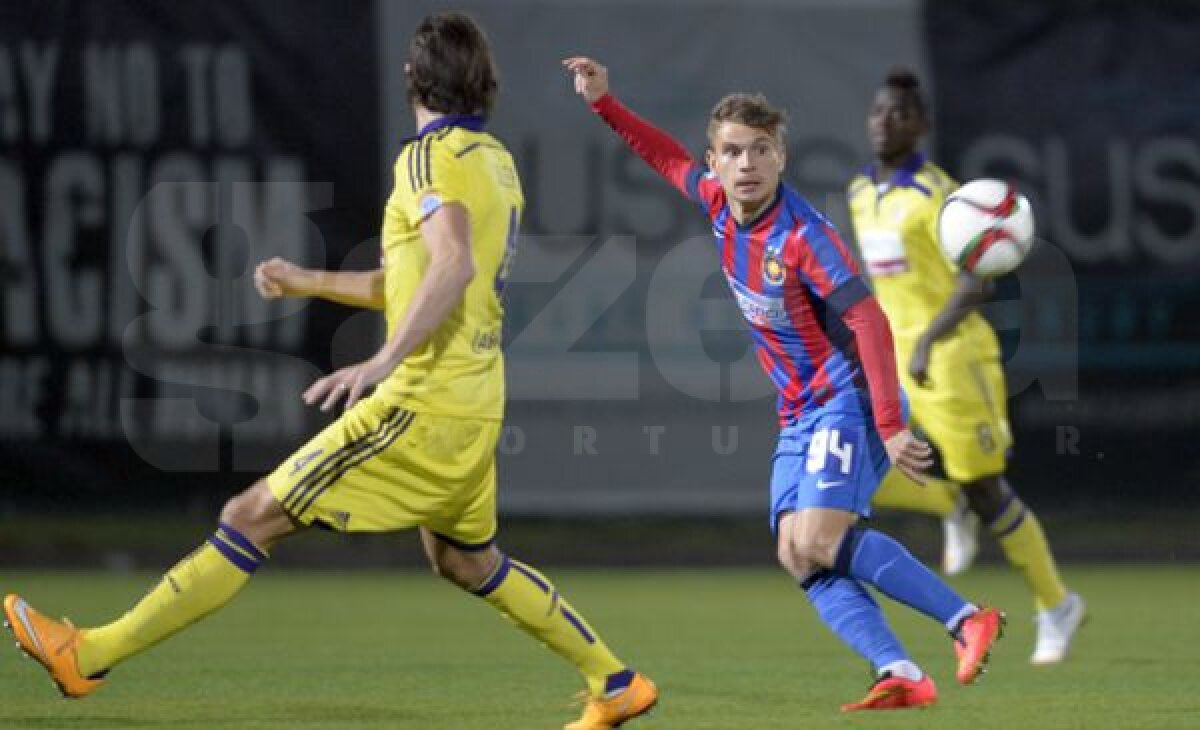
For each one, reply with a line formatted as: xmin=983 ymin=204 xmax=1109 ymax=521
xmin=0 ymin=566 xmax=1195 ymax=729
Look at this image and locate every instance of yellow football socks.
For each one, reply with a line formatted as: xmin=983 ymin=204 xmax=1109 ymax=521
xmin=990 ymin=502 xmax=1067 ymax=611
xmin=474 ymin=555 xmax=626 ymax=697
xmin=77 ymin=523 xmax=265 ymax=677
xmin=872 ymin=469 xmax=960 ymax=519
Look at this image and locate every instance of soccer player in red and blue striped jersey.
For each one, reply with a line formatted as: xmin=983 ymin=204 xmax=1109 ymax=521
xmin=565 ymin=57 xmax=1005 ymax=710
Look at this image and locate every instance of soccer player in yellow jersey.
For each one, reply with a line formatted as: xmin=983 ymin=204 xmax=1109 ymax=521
xmin=846 ymin=67 xmax=1086 ymax=665
xmin=3 ymin=14 xmax=656 ymax=729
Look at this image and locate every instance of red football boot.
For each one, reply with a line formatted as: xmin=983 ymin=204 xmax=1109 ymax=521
xmin=955 ymin=606 xmax=1006 ymax=685
xmin=841 ymin=672 xmax=937 ymax=711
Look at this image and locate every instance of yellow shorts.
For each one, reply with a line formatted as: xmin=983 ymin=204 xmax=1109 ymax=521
xmin=266 ymin=396 xmax=501 ymax=548
xmin=907 ymin=355 xmax=1012 ymax=484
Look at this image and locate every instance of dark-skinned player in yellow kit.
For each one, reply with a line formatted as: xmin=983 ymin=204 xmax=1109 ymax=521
xmin=847 ymin=67 xmax=1085 ymax=665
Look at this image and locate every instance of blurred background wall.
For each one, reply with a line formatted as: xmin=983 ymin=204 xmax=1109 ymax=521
xmin=2 ymin=0 xmax=1197 ymax=565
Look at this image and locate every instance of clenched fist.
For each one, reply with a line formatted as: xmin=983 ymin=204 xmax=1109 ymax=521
xmin=253 ymin=257 xmax=310 ymax=300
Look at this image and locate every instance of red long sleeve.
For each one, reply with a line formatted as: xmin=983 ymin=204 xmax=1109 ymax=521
xmin=841 ymin=295 xmax=906 ymax=442
xmin=590 ymin=93 xmax=697 ymax=197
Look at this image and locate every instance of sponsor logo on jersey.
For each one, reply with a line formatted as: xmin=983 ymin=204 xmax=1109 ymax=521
xmin=728 ymin=276 xmax=788 ymax=327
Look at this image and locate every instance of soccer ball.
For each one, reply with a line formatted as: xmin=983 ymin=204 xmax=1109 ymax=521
xmin=938 ymin=179 xmax=1035 ymax=277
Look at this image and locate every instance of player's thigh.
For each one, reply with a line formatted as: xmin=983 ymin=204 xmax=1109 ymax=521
xmin=422 ymin=419 xmax=503 ymax=551
xmin=265 ymin=399 xmax=422 ymax=530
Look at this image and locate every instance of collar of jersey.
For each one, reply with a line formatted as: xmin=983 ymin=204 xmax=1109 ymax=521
xmin=734 ymin=184 xmax=785 ymax=231
xmin=865 ymin=151 xmax=926 ymax=191
xmin=416 ymin=114 xmax=486 ymax=138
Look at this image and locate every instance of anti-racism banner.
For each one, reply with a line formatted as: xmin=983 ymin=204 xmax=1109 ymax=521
xmin=0 ymin=2 xmax=380 ymax=504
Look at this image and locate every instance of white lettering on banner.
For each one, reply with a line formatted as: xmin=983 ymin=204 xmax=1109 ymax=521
xmin=962 ymin=134 xmax=1200 ymax=264
xmin=19 ymin=43 xmax=57 ymax=143
xmin=0 ymin=47 xmax=16 ymax=141
xmin=0 ymin=356 xmax=47 ymax=438
xmin=0 ymin=39 xmax=329 ymax=453
xmin=60 ymin=358 xmax=138 ymax=439
xmin=0 ymin=162 xmax=38 ymax=346
xmin=84 ymin=43 xmax=160 ymax=145
xmin=44 ymin=153 xmax=105 ymax=347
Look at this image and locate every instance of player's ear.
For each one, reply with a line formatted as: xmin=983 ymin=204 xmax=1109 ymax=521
xmin=704 ymin=147 xmax=716 ymax=170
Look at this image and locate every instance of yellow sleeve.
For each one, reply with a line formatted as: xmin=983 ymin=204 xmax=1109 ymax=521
xmin=397 ymin=136 xmax=471 ymax=226
xmin=920 ymin=170 xmax=960 ymax=271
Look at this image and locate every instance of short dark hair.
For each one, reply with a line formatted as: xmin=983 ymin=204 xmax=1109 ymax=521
xmin=407 ymin=12 xmax=499 ymax=116
xmin=883 ymin=65 xmax=928 ymax=118
xmin=707 ymin=93 xmax=788 ymax=143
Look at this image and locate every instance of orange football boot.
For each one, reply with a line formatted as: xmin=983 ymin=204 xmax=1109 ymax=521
xmin=3 ymin=594 xmax=105 ymax=698
xmin=565 ymin=672 xmax=658 ymax=730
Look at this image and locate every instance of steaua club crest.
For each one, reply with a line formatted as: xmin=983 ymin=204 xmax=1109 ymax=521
xmin=763 ymin=252 xmax=786 ymax=286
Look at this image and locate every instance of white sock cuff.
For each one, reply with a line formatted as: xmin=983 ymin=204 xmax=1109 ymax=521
xmin=945 ymin=602 xmax=979 ymax=632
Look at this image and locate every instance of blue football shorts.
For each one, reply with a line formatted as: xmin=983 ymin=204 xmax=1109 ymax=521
xmin=768 ymin=399 xmax=894 ymax=532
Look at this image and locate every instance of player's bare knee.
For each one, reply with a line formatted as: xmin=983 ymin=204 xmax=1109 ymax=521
xmin=218 ymin=480 xmax=290 ymax=546
xmin=964 ymin=475 xmax=1013 ymax=523
xmin=428 ymin=551 xmax=468 ymax=587
xmin=776 ymin=545 xmax=816 ymax=580
xmin=791 ymin=535 xmax=840 ymax=569
xmin=429 ymin=547 xmax=494 ymax=591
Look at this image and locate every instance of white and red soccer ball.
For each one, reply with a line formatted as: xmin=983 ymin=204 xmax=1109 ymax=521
xmin=938 ymin=179 xmax=1035 ymax=278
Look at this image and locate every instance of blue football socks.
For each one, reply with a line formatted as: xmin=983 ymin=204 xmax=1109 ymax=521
xmin=835 ymin=525 xmax=971 ymax=627
xmin=802 ymin=569 xmax=909 ymax=671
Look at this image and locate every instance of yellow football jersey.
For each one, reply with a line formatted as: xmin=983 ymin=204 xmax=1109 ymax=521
xmin=846 ymin=153 xmax=999 ymax=364
xmin=376 ymin=117 xmax=523 ymax=420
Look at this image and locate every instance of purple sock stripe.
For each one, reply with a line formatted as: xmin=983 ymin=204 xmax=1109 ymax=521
xmin=604 ymin=669 xmax=635 ymax=695
xmin=292 ymin=411 xmax=414 ymax=516
xmin=510 ymin=560 xmax=551 ymax=594
xmin=986 ymin=493 xmax=1020 ymax=531
xmin=208 ymin=535 xmax=260 ymax=574
xmin=217 ymin=522 xmax=266 ymax=562
xmin=994 ymin=506 xmax=1029 ymax=538
xmin=559 ymin=605 xmax=596 ymax=644
xmin=282 ymin=408 xmax=406 ymax=511
xmin=472 ymin=555 xmax=511 ymax=597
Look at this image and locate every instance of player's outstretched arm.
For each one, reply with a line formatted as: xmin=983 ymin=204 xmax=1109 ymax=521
xmin=303 ymin=203 xmax=474 ymax=411
xmin=254 ymin=257 xmax=385 ymax=310
xmin=563 ymin=56 xmax=701 ymax=199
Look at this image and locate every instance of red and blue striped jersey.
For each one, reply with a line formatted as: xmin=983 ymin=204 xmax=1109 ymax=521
xmin=688 ymin=170 xmax=873 ymax=422
xmin=592 ymin=94 xmax=905 ymax=438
